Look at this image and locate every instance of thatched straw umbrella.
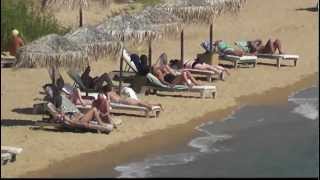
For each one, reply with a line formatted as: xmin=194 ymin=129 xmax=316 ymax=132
xmin=65 ymin=26 xmax=123 ymax=60
xmin=157 ymin=0 xmax=246 ymax=65
xmin=41 ymin=0 xmax=112 ymax=27
xmin=96 ymin=7 xmax=183 ymax=43
xmin=16 ymin=34 xmax=89 ymax=85
xmin=96 ymin=7 xmax=183 ymax=93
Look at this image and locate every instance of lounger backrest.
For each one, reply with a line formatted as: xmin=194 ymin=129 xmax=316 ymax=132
xmin=61 ymin=84 xmax=74 ymax=95
xmin=146 ymin=73 xmax=168 ymax=88
xmin=67 ymin=71 xmax=88 ymax=91
xmin=60 ymin=94 xmax=81 ymax=114
xmin=123 ymin=49 xmax=138 ymax=73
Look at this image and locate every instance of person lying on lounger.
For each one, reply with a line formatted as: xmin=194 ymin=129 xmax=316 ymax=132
xmin=213 ymin=40 xmax=253 ymax=57
xmin=81 ymin=65 xmax=113 ymax=90
xmin=100 ymin=84 xmax=163 ymax=111
xmin=246 ymin=39 xmax=284 ymax=54
xmin=152 ymin=53 xmax=200 ymax=87
xmin=170 ymin=55 xmax=231 ymax=79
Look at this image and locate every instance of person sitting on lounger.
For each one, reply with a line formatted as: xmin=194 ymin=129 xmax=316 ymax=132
xmin=51 ymin=88 xmax=113 ymax=129
xmin=81 ymin=65 xmax=113 ymax=90
xmin=152 ymin=53 xmax=200 ymax=87
xmin=246 ymin=39 xmax=284 ymax=54
xmin=213 ymin=40 xmax=251 ymax=57
xmin=100 ymin=84 xmax=163 ymax=111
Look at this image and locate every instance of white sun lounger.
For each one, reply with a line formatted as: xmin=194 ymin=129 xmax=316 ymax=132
xmin=219 ymin=55 xmax=257 ymax=69
xmin=1 ymin=146 xmax=23 ymax=166
xmin=182 ymin=68 xmax=219 ymax=82
xmin=110 ymin=102 xmax=161 ymax=118
xmin=143 ymin=73 xmax=217 ymax=99
xmin=257 ymin=53 xmax=299 ymax=68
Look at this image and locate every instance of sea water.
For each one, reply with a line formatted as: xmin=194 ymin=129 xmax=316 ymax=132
xmin=114 ymin=85 xmax=319 ymax=178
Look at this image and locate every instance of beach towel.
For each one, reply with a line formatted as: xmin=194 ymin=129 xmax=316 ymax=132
xmin=234 ymin=41 xmax=250 ymax=52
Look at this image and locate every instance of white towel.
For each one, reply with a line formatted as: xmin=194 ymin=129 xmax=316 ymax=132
xmin=121 ymin=87 xmax=138 ymax=100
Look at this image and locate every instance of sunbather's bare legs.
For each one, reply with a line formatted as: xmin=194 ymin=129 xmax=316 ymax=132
xmin=194 ymin=64 xmax=230 ymax=76
xmin=258 ymin=39 xmax=283 ymax=54
xmin=77 ymin=107 xmax=109 ymax=127
xmin=72 ymin=88 xmax=93 ymax=106
xmin=224 ymin=49 xmax=249 ymax=56
xmin=172 ymin=71 xmax=199 ymax=86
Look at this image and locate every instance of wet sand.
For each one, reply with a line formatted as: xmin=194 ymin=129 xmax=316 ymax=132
xmin=1 ymin=0 xmax=319 ymax=177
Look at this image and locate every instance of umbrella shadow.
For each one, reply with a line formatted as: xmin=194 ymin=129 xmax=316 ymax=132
xmin=30 ymin=126 xmax=93 ymax=134
xmin=12 ymin=107 xmax=35 ymax=115
xmin=111 ymin=112 xmax=151 ymax=118
xmin=296 ymin=6 xmax=318 ymax=12
xmin=155 ymin=93 xmax=203 ymax=99
xmin=257 ymin=62 xmax=292 ymax=67
xmin=1 ymin=119 xmax=36 ymax=127
xmin=195 ymin=76 xmax=220 ymax=82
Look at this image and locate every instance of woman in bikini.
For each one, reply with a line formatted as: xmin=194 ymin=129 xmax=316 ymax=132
xmin=152 ymin=53 xmax=200 ymax=87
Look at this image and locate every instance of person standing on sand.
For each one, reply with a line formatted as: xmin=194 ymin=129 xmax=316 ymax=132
xmin=8 ymin=29 xmax=24 ymax=56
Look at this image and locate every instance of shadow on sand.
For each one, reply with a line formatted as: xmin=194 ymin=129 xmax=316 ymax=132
xmin=296 ymin=6 xmax=318 ymax=12
xmin=1 ymin=119 xmax=36 ymax=127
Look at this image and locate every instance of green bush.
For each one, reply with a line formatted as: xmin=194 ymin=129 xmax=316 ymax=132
xmin=1 ymin=0 xmax=70 ymax=51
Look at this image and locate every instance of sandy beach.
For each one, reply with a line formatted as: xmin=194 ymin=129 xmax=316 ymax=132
xmin=1 ymin=0 xmax=318 ymax=177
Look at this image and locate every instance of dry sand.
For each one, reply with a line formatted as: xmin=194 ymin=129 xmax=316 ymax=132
xmin=1 ymin=0 xmax=318 ymax=177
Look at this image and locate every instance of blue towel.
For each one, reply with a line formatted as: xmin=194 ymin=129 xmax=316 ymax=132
xmin=201 ymin=40 xmax=213 ymax=52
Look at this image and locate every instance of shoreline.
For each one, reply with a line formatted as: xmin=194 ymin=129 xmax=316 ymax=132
xmin=21 ymin=72 xmax=318 ymax=178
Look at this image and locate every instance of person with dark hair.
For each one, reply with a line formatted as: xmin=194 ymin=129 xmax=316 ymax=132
xmin=139 ymin=54 xmax=150 ymax=76
xmin=100 ymin=84 xmax=163 ymax=111
xmin=80 ymin=66 xmax=113 ymax=90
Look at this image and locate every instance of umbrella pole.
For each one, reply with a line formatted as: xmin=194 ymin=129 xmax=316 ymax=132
xmin=209 ymin=24 xmax=213 ymax=52
xmin=79 ymin=7 xmax=83 ymax=27
xmin=51 ymin=66 xmax=56 ymax=86
xmin=148 ymin=40 xmax=152 ymax=69
xmin=180 ymin=30 xmax=184 ymax=67
xmin=119 ymin=48 xmax=124 ymax=95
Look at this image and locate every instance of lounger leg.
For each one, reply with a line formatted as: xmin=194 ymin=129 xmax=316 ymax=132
xmin=253 ymin=62 xmax=257 ymax=68
xmin=277 ymin=58 xmax=280 ymax=68
xmin=200 ymin=91 xmax=205 ymax=99
xmin=234 ymin=61 xmax=238 ymax=69
xmin=294 ymin=59 xmax=297 ymax=66
xmin=212 ymin=91 xmax=216 ymax=99
xmin=207 ymin=75 xmax=212 ymax=82
xmin=155 ymin=111 xmax=160 ymax=118
xmin=145 ymin=111 xmax=150 ymax=118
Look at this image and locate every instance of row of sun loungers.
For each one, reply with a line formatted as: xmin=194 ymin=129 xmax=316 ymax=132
xmin=61 ymin=80 xmax=161 ymax=118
